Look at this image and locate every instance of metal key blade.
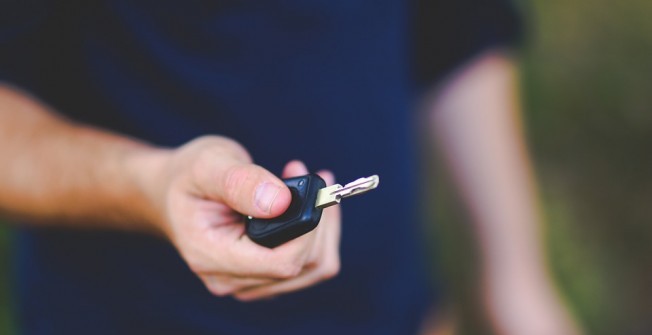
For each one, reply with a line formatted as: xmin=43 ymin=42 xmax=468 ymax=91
xmin=336 ymin=175 xmax=380 ymax=198
xmin=315 ymin=175 xmax=379 ymax=209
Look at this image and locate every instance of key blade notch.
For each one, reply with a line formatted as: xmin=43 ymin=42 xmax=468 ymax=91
xmin=315 ymin=175 xmax=379 ymax=209
xmin=340 ymin=175 xmax=379 ymax=198
xmin=315 ymin=184 xmax=343 ymax=209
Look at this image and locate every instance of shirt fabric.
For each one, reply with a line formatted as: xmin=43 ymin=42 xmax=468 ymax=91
xmin=0 ymin=1 xmax=520 ymax=334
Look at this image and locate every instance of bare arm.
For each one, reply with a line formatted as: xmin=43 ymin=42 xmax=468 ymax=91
xmin=0 ymin=84 xmax=168 ymax=231
xmin=0 ymin=83 xmax=341 ymax=300
xmin=428 ymin=52 xmax=581 ymax=335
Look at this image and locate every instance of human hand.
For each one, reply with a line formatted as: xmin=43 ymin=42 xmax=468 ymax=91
xmin=143 ymin=136 xmax=341 ymax=300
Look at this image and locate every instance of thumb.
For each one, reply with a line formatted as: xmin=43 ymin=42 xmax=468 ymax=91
xmin=196 ymin=158 xmax=291 ymax=218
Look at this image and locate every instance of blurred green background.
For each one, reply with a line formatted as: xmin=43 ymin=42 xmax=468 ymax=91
xmin=523 ymin=0 xmax=652 ymax=334
xmin=432 ymin=0 xmax=652 ymax=334
xmin=525 ymin=0 xmax=652 ymax=333
xmin=0 ymin=0 xmax=651 ymax=334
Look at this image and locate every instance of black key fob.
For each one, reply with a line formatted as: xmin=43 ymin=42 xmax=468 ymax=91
xmin=245 ymin=174 xmax=327 ymax=248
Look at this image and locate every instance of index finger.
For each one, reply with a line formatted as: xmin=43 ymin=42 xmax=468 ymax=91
xmin=221 ymin=229 xmax=315 ymax=279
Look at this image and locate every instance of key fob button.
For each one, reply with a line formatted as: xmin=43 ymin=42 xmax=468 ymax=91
xmin=245 ymin=174 xmax=326 ymax=248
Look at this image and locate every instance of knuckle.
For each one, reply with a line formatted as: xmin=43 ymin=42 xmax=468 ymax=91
xmin=183 ymin=253 xmax=211 ymax=276
xmin=186 ymin=136 xmax=225 ymax=154
xmin=193 ymin=135 xmax=220 ymax=145
xmin=188 ymin=136 xmax=251 ymax=162
xmin=233 ymin=293 xmax=258 ymax=302
xmin=274 ymin=262 xmax=302 ymax=279
xmin=190 ymin=135 xmax=230 ymax=148
xmin=208 ymin=136 xmax=251 ymax=161
xmin=187 ymin=261 xmax=206 ymax=275
xmin=233 ymin=294 xmax=254 ymax=302
xmin=320 ymin=259 xmax=341 ymax=280
xmin=207 ymin=283 xmax=234 ymax=297
xmin=222 ymin=165 xmax=251 ymax=201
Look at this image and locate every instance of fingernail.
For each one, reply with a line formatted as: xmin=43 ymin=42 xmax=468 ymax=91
xmin=254 ymin=182 xmax=281 ymax=214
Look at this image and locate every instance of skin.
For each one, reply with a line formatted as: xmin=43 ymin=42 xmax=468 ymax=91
xmin=0 ymin=85 xmax=341 ymax=301
xmin=0 ymin=50 xmax=582 ymax=333
xmin=427 ymin=51 xmax=582 ymax=335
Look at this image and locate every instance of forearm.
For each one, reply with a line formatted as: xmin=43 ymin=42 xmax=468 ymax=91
xmin=430 ymin=52 xmax=542 ymax=278
xmin=428 ymin=51 xmax=580 ymax=334
xmin=0 ymin=84 xmax=339 ymax=300
xmin=0 ymin=84 xmax=168 ymax=233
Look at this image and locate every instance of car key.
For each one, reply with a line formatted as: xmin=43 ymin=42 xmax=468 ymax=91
xmin=245 ymin=174 xmax=380 ymax=248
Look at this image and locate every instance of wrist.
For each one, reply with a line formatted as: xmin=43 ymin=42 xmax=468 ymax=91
xmin=482 ymin=267 xmax=581 ymax=335
xmin=121 ymin=144 xmax=174 ymax=237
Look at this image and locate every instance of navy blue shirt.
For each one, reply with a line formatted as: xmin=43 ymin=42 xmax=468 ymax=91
xmin=1 ymin=1 xmax=520 ymax=334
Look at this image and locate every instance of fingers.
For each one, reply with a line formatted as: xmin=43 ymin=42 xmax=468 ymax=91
xmin=184 ymin=158 xmax=319 ymax=279
xmin=234 ymin=257 xmax=339 ymax=301
xmin=219 ymin=163 xmax=291 ymax=217
xmin=282 ymin=160 xmax=309 ymax=178
xmin=211 ymin=163 xmax=339 ymax=289
xmin=234 ymin=194 xmax=342 ymax=301
xmin=283 ymin=161 xmax=334 ymax=186
xmin=201 ymin=274 xmax=278 ymax=297
xmin=234 ymin=214 xmax=341 ymax=300
xmin=228 ymin=165 xmax=340 ymax=301
xmin=315 ymin=169 xmax=335 ymax=186
xmin=186 ymin=138 xmax=291 ymax=218
xmin=226 ymin=233 xmax=313 ymax=278
xmin=171 ymin=141 xmax=342 ymax=299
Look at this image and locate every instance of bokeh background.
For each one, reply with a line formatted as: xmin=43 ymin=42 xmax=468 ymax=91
xmin=431 ymin=0 xmax=652 ymax=334
xmin=0 ymin=0 xmax=650 ymax=334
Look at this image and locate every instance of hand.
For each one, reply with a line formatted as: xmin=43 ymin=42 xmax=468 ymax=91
xmin=233 ymin=160 xmax=341 ymax=301
xmin=145 ymin=136 xmax=341 ymax=300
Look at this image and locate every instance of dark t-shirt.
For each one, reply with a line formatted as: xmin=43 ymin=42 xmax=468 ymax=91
xmin=1 ymin=1 xmax=520 ymax=334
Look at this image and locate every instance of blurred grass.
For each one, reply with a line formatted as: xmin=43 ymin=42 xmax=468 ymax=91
xmin=524 ymin=0 xmax=652 ymax=333
xmin=0 ymin=224 xmax=16 ymax=335
xmin=432 ymin=0 xmax=652 ymax=334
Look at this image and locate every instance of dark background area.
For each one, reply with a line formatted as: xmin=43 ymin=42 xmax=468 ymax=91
xmin=1 ymin=0 xmax=651 ymax=334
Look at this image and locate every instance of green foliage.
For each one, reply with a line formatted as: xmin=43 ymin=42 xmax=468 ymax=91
xmin=432 ymin=1 xmax=652 ymax=334
xmin=0 ymin=224 xmax=16 ymax=335
xmin=522 ymin=0 xmax=652 ymax=333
